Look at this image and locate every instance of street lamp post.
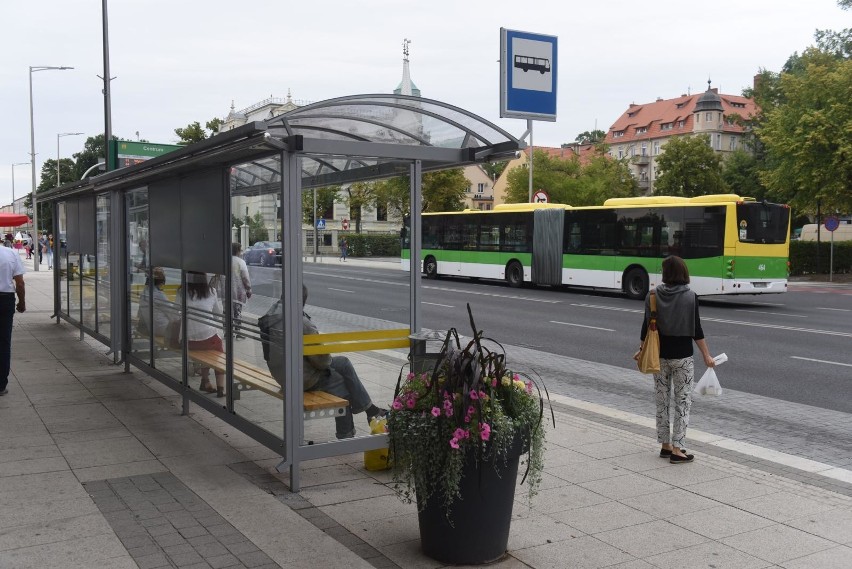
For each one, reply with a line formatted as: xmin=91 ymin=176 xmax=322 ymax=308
xmin=11 ymin=162 xmax=30 ymax=214
xmin=29 ymin=65 xmax=73 ymax=272
xmin=57 ymin=132 xmax=84 ymax=187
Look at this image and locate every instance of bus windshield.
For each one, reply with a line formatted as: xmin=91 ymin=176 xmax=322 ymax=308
xmin=736 ymin=202 xmax=789 ymax=244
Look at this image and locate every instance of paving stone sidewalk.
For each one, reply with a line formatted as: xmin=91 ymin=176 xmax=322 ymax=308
xmin=1 ymin=270 xmax=851 ymax=568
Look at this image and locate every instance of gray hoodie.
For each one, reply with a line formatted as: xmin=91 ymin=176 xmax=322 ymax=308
xmin=646 ymin=284 xmax=697 ymax=337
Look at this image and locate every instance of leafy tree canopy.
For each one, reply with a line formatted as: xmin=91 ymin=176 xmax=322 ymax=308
xmin=757 ymin=47 xmax=852 ymax=212
xmin=654 ymin=135 xmax=726 ymax=197
xmin=175 ymin=118 xmax=222 ymax=145
xmin=504 ymin=148 xmax=637 ymax=205
xmin=481 ymin=161 xmax=509 ymax=182
xmin=721 ymin=149 xmax=766 ymax=200
xmin=574 ymin=129 xmax=606 ymax=144
xmin=302 ymin=186 xmax=340 ymax=225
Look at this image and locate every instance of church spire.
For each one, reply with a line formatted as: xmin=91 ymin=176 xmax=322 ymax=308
xmin=394 ymin=38 xmax=421 ymax=97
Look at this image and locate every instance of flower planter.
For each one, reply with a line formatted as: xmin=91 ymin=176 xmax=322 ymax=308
xmin=417 ymin=435 xmax=523 ymax=565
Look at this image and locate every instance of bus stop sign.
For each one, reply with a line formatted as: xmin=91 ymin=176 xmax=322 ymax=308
xmin=500 ymin=28 xmax=558 ymax=121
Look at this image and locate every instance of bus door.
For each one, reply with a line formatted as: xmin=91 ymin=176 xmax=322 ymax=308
xmin=532 ymin=209 xmax=564 ymax=285
xmin=563 ymin=210 xmax=618 ymax=289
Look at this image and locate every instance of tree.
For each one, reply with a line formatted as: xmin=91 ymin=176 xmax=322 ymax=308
xmin=174 ymin=117 xmax=223 ymax=145
xmin=654 ymin=135 xmax=726 ymax=197
xmin=722 ymin=149 xmax=766 ymax=200
xmin=757 ymin=48 xmax=852 ymax=212
xmin=301 ymin=186 xmax=339 ymax=225
xmin=504 ymin=148 xmax=637 ymax=205
xmin=343 ymin=182 xmax=377 ymax=233
xmin=481 ymin=160 xmax=509 ymax=182
xmin=72 ymin=134 xmax=109 ymax=180
xmin=230 ymin=212 xmax=269 ymax=244
xmin=574 ymin=130 xmax=605 ymax=144
xmin=369 ymin=168 xmax=469 ymax=216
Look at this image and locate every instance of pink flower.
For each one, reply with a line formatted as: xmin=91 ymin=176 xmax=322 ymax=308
xmin=407 ymin=372 xmax=415 ymax=380
xmin=469 ymin=390 xmax=479 ymax=400
xmin=526 ymin=380 xmax=533 ymax=394
xmin=392 ymin=399 xmax=403 ymax=410
xmin=445 ymin=407 xmax=453 ymax=417
xmin=449 ymin=438 xmax=460 ymax=449
xmin=431 ymin=407 xmax=440 ymax=417
xmin=480 ymin=423 xmax=491 ymax=441
xmin=491 ymin=379 xmax=497 ymax=387
xmin=479 ymin=390 xmax=487 ymax=399
xmin=406 ymin=398 xmax=416 ymax=409
xmin=454 ymin=428 xmax=469 ymax=440
xmin=467 ymin=406 xmax=475 ymax=416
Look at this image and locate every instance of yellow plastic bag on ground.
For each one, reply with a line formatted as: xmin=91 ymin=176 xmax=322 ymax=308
xmin=364 ymin=416 xmax=391 ymax=471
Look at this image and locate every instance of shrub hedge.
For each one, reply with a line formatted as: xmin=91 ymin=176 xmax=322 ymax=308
xmin=344 ymin=233 xmax=401 ymax=257
xmin=789 ymin=240 xmax=852 ymax=275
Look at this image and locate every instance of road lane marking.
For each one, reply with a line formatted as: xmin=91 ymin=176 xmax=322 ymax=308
xmin=790 ymin=356 xmax=852 ymax=368
xmin=327 ymin=287 xmax=355 ymax=294
xmin=306 ymin=271 xmax=562 ymax=303
xmin=423 ymin=301 xmax=454 ymax=308
xmin=816 ymin=307 xmax=851 ymax=312
xmin=551 ymin=321 xmax=616 ymax=332
xmin=570 ymin=303 xmax=852 ymax=337
xmin=737 ymin=309 xmax=806 ymax=318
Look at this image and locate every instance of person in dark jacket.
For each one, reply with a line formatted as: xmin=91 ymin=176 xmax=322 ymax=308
xmin=637 ymin=256 xmax=715 ymax=464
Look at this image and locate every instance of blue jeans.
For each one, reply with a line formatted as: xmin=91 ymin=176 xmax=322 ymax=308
xmin=0 ymin=294 xmax=16 ymax=391
xmin=311 ymin=356 xmax=372 ymax=438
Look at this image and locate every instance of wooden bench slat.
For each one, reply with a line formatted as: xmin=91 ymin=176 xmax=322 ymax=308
xmin=304 ymin=328 xmax=410 ymax=343
xmin=304 ymin=338 xmax=411 ymax=355
xmin=186 ymin=350 xmax=347 ymax=416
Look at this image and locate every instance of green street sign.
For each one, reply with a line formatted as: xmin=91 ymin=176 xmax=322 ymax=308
xmin=108 ymin=140 xmax=182 ymax=171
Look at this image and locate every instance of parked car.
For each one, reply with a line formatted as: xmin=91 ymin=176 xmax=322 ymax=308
xmin=243 ymin=241 xmax=282 ymax=266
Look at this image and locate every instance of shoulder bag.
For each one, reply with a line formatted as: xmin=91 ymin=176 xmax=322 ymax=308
xmin=636 ymin=291 xmax=661 ymax=374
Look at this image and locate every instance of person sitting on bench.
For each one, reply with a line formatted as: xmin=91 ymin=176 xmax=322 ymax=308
xmin=260 ymin=284 xmax=386 ymax=439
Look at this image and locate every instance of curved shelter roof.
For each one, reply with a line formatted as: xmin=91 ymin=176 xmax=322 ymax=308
xmin=42 ymin=94 xmax=521 ymax=201
xmin=231 ymin=94 xmax=521 ymax=192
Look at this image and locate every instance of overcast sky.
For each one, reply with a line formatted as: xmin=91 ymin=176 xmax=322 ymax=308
xmin=1 ymin=0 xmax=848 ymax=205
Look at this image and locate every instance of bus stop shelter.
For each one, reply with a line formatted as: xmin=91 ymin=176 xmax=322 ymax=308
xmin=40 ymin=94 xmax=521 ymax=490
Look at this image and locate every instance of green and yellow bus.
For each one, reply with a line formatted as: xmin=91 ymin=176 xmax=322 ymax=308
xmin=402 ymin=194 xmax=790 ymax=299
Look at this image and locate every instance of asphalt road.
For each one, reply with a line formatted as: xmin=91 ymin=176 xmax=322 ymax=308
xmin=248 ymin=262 xmax=852 ymax=414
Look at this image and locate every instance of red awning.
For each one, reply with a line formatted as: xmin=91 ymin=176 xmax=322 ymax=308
xmin=0 ymin=214 xmax=32 ymax=227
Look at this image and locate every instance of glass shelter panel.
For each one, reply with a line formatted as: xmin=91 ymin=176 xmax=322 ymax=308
xmin=80 ymin=253 xmax=97 ymax=330
xmin=229 ymin=157 xmax=285 ymax=439
xmin=149 ymin=266 xmax=182 ymax=383
xmin=96 ymin=194 xmax=111 ymax=336
xmin=127 ymin=188 xmax=151 ymax=364
xmin=57 ymin=202 xmax=69 ymax=316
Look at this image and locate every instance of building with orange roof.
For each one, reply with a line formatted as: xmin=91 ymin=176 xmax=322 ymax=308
xmin=604 ymin=81 xmax=757 ymax=194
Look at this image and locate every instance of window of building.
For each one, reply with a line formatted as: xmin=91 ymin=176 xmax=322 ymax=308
xmin=661 ymin=122 xmax=672 ymax=131
xmin=715 ymin=133 xmax=722 ymax=150
xmin=639 ymin=169 xmax=647 ymax=181
xmin=376 ymin=203 xmax=387 ymax=221
xmin=653 ymin=141 xmax=660 ymax=155
xmin=641 ymin=142 xmax=647 ymax=156
xmin=636 ymin=127 xmax=647 ymax=134
xmin=729 ymin=136 xmax=737 ymax=151
xmin=676 ymin=102 xmax=686 ymax=109
xmin=630 ymin=145 xmax=636 ymax=157
xmin=477 ymin=182 xmax=485 ymax=193
xmin=613 ymin=130 xmax=625 ymax=138
xmin=706 ymin=112 xmax=712 ymax=122
xmin=618 ymin=146 xmax=624 ymax=159
xmin=696 ymin=114 xmax=700 ymax=123
xmin=677 ymin=120 xmax=685 ymax=128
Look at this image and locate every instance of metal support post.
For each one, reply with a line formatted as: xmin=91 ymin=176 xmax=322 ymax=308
xmin=409 ymin=160 xmax=422 ymax=334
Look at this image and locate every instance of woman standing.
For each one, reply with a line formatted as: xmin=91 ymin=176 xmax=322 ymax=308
xmin=185 ymin=271 xmax=225 ymax=397
xmin=638 ymin=256 xmax=714 ymax=464
xmin=230 ymin=242 xmax=252 ymax=338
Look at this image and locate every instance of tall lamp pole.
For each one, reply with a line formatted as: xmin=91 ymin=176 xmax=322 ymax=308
xmin=11 ymin=162 xmax=30 ymax=215
xmin=57 ymin=132 xmax=84 ymax=187
xmin=29 ymin=65 xmax=73 ymax=272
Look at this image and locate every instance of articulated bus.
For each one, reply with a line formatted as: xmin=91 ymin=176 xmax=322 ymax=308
xmin=402 ymin=194 xmax=790 ymax=299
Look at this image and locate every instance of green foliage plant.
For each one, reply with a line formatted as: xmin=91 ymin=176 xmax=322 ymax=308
xmin=654 ymin=135 xmax=726 ymax=197
xmin=388 ymin=304 xmax=553 ymax=518
xmin=343 ymin=233 xmax=400 ymax=257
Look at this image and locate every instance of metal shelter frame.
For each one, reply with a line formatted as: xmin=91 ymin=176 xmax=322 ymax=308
xmin=40 ymin=94 xmax=521 ymax=490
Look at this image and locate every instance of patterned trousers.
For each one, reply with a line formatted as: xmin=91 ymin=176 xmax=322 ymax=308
xmin=654 ymin=357 xmax=694 ymax=448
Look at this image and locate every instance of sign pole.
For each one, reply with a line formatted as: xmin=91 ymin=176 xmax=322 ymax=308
xmin=312 ymin=188 xmax=317 ymax=263
xmin=527 ymin=119 xmax=534 ymax=203
xmin=830 ymin=229 xmax=834 ymax=283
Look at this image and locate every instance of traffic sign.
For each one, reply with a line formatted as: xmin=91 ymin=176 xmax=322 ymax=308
xmin=825 ymin=215 xmax=840 ymax=232
xmin=532 ymin=190 xmax=549 ymax=203
xmin=316 ymin=218 xmax=326 ymax=230
xmin=500 ymin=28 xmax=558 ymax=121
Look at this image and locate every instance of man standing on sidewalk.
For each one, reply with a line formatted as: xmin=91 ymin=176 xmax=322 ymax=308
xmin=0 ymin=245 xmax=25 ymax=396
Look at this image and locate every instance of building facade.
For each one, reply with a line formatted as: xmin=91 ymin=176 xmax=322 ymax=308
xmin=604 ymin=82 xmax=757 ymax=194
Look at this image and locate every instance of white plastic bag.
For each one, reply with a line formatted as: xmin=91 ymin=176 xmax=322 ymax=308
xmin=695 ymin=367 xmax=722 ymax=396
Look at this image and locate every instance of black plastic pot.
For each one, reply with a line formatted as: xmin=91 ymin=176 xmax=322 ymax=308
xmin=417 ymin=437 xmax=523 ymax=565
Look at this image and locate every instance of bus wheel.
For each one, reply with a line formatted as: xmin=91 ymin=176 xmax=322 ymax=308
xmin=624 ymin=268 xmax=648 ymax=300
xmin=506 ymin=261 xmax=523 ymax=288
xmin=424 ymin=256 xmax=438 ymax=279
